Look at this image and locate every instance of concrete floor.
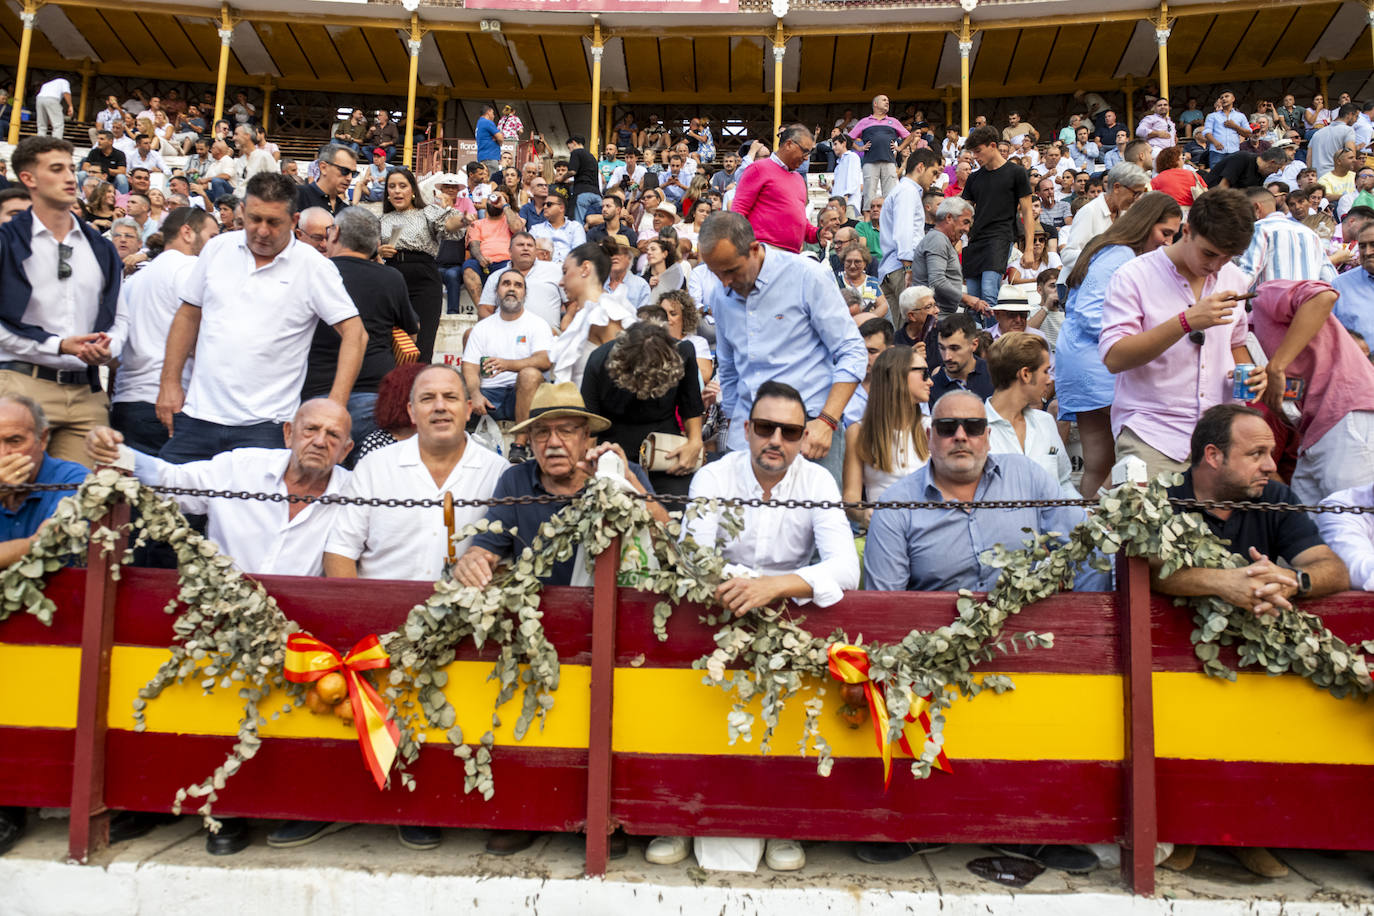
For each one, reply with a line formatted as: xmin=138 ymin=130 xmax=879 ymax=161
xmin=5 ymin=816 xmax=1374 ymax=915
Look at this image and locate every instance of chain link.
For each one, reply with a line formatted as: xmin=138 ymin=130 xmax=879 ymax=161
xmin=5 ymin=481 xmax=1371 ymax=515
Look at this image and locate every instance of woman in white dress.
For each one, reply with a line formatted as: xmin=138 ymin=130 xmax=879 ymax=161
xmin=842 ymin=345 xmax=932 ymax=527
xmin=552 ymin=237 xmax=637 ymax=388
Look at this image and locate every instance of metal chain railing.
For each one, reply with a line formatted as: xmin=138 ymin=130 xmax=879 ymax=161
xmin=2 ymin=481 xmax=1370 ymax=514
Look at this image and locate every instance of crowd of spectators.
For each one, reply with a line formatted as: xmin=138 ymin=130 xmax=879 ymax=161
xmin=2 ymin=76 xmax=1374 ymax=879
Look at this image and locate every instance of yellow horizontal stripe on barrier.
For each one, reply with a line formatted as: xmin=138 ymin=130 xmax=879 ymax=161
xmin=6 ymin=642 xmax=1370 ymax=764
xmin=1153 ymin=672 xmax=1374 ymax=765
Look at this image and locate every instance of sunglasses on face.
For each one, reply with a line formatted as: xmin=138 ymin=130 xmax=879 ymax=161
xmin=909 ymin=365 xmax=932 ymax=380
xmin=749 ymin=419 xmax=805 ymax=442
xmin=932 ymin=417 xmax=988 ymax=437
xmin=328 ymin=161 xmax=358 ymax=179
xmin=57 ymin=242 xmax=73 ymax=281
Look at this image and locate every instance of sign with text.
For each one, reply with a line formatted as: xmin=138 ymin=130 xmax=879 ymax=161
xmin=464 ymin=0 xmax=737 ymax=12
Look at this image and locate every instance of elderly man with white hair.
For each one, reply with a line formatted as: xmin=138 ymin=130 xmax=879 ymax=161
xmin=1059 ymin=162 xmax=1151 ymax=272
xmin=909 ymin=197 xmax=990 ymax=315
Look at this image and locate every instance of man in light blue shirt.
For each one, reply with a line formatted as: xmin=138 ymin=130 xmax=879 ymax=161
xmin=699 ymin=211 xmax=867 ymax=483
xmin=1199 ymin=90 xmax=1253 ymax=163
xmin=865 ymin=390 xmax=1108 ymax=592
xmin=1333 ymin=222 xmax=1374 ymax=344
xmin=878 ymin=148 xmax=943 ymax=312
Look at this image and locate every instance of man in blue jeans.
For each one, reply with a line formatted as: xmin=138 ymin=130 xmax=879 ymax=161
xmin=960 ymin=125 xmax=1036 ymax=312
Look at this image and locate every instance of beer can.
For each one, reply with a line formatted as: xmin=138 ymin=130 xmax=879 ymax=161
xmin=1233 ymin=363 xmax=1255 ymax=401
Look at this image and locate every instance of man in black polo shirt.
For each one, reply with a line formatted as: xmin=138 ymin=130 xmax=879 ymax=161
xmin=1157 ymin=403 xmax=1348 ymax=615
xmin=81 ymin=130 xmax=128 ymax=192
xmin=928 ymin=312 xmax=994 ymax=402
xmin=1206 ymin=147 xmax=1285 ymax=190
xmin=296 ymin=143 xmax=358 ymax=216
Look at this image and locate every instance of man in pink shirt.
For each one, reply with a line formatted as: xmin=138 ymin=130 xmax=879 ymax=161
xmin=730 ymin=125 xmax=817 ymax=254
xmin=1100 ymin=189 xmax=1268 ymax=481
xmin=848 ymin=94 xmax=917 ymax=207
xmin=1250 ymin=278 xmax=1374 ymax=503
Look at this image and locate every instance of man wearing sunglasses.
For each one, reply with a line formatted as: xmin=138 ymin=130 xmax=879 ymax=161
xmin=683 ymin=379 xmax=858 ymax=872
xmin=0 ymin=136 xmax=123 ymax=466
xmin=297 ymin=142 xmax=358 ymax=215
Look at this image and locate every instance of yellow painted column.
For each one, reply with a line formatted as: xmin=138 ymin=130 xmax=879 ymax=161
xmin=1317 ymin=61 xmax=1330 ymax=109
xmin=212 ymin=5 xmax=233 ymax=127
xmin=1155 ymin=2 xmax=1171 ymax=103
xmin=403 ymin=15 xmax=421 ymax=170
xmin=1125 ymin=76 xmax=1135 ymax=134
xmin=7 ymin=0 xmax=38 ymax=146
xmin=959 ymin=15 xmax=973 ymax=136
xmin=77 ymin=62 xmax=93 ymax=123
xmin=590 ymin=22 xmax=603 ymax=156
xmin=1368 ymin=3 xmax=1374 ymax=73
xmin=261 ymin=78 xmax=273 ymax=134
xmin=943 ymin=86 xmax=955 ymax=131
xmin=772 ymin=21 xmax=785 ymax=143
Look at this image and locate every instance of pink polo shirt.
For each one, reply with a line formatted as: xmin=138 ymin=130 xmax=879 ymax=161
xmin=1099 ymin=246 xmax=1250 ymax=462
xmin=1250 ymin=279 xmax=1374 ymax=452
xmin=730 ymin=155 xmax=816 ymax=254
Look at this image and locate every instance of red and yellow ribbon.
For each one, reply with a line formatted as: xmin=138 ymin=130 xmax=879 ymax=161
xmin=284 ymin=632 xmax=400 ymax=790
xmin=827 ymin=644 xmax=953 ymax=789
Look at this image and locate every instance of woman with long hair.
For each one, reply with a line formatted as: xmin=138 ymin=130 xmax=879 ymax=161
xmin=1057 ymin=190 xmax=1182 ymax=496
xmin=677 ymin=200 xmax=712 ymax=251
xmin=378 ymin=167 xmax=465 ymax=362
xmin=552 ymin=237 xmax=637 ymax=387
xmin=1149 ymin=147 xmax=1207 ymax=210
xmin=842 ymin=345 xmax=932 ymax=526
xmin=146 ymin=187 xmax=168 ymax=228
xmin=82 ymin=181 xmax=117 ymax=232
xmin=581 ymin=318 xmax=704 ymax=496
xmin=644 ymin=234 xmax=686 ymax=295
xmin=498 ymin=166 xmax=522 ymax=206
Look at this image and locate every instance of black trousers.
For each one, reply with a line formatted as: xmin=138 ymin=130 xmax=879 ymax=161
xmin=388 ymin=254 xmax=443 ymax=363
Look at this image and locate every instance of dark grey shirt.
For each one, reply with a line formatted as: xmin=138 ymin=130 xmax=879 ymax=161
xmin=909 ymin=229 xmax=964 ymax=312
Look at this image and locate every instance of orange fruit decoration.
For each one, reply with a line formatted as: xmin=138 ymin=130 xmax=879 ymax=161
xmin=317 ymin=672 xmax=348 ymax=705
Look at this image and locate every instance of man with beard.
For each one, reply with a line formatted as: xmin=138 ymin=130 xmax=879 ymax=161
xmin=462 ymin=268 xmax=554 ymax=462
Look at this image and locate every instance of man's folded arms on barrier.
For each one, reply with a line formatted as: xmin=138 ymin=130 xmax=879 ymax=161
xmin=85 ymin=398 xmax=354 ymax=578
xmin=453 ymin=381 xmax=664 ymax=591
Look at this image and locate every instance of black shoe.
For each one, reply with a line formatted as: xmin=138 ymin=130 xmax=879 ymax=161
xmin=267 ymin=820 xmax=348 ymax=848
xmin=109 ymin=811 xmax=179 ymax=845
xmin=485 ymin=830 xmax=537 ymax=855
xmin=991 ymin=843 xmax=1098 ymax=874
xmin=855 ymin=841 xmax=947 ymax=864
xmin=608 ymin=829 xmax=628 ymax=861
xmin=397 ymin=825 xmax=441 ymax=850
xmin=205 ymin=818 xmax=251 ymax=856
xmin=507 ymin=443 xmax=532 ymax=464
xmin=0 ymin=807 xmax=27 ymax=856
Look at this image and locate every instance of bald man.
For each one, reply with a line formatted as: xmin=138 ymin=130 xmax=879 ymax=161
xmin=295 ymin=206 xmax=335 ymax=255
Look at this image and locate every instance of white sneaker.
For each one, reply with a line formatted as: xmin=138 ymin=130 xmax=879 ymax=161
xmin=645 ymin=835 xmax=691 ymax=865
xmin=764 ymin=838 xmax=805 ymax=871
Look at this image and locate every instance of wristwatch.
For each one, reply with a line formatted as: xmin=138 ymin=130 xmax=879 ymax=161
xmin=1295 ymin=569 xmax=1312 ymax=598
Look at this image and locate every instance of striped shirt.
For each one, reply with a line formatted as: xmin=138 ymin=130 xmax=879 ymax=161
xmin=1233 ymin=211 xmax=1338 ymax=290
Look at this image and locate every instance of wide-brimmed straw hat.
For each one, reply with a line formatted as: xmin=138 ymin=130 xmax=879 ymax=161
xmin=509 ymin=382 xmax=611 ymax=434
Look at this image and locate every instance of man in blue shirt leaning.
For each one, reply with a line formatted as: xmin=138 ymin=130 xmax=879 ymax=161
xmin=475 ymin=103 xmax=504 ymax=175
xmin=698 ymin=211 xmax=867 ymax=486
xmin=0 ymin=393 xmax=88 ymax=856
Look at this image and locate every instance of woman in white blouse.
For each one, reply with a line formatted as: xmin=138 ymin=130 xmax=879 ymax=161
xmin=843 ymin=345 xmax=932 ymax=527
xmin=552 ymin=237 xmax=636 ymax=388
xmin=378 ymin=167 xmax=466 ymax=362
xmin=984 ymin=331 xmax=1075 ymax=495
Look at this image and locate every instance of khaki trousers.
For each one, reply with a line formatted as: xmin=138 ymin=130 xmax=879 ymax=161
xmin=0 ymin=369 xmax=110 ymax=468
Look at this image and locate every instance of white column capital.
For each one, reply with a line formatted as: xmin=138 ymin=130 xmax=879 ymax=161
xmin=20 ymin=10 xmax=36 ymax=28
xmin=772 ymin=44 xmax=786 ymax=64
xmin=217 ymin=27 xmax=233 ymax=46
xmin=958 ymin=39 xmax=973 ymax=58
xmin=1367 ymin=8 xmax=1374 ymax=28
xmin=408 ymin=38 xmax=422 ymax=57
xmin=1155 ymin=27 xmax=1171 ymax=45
xmin=590 ymin=44 xmax=604 ymax=63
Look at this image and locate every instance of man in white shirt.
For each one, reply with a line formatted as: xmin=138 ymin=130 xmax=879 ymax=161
xmin=156 ymin=171 xmax=365 ymax=464
xmin=84 ymin=397 xmax=353 ymax=577
xmin=477 ymin=231 xmax=563 ymax=328
xmin=0 ymin=137 xmax=122 ymax=465
xmin=109 ymin=119 xmax=138 ymax=159
xmin=108 ymin=207 xmax=219 ymax=454
xmin=95 ymin=95 xmax=123 ymax=134
xmin=675 ymin=379 xmax=859 ymax=872
xmin=324 ymin=363 xmax=507 ymax=583
xmin=233 ymin=124 xmax=278 ymax=190
xmin=607 ymin=148 xmax=646 ymax=193
xmin=529 ymin=192 xmax=586 ymax=265
xmin=127 ymin=132 xmax=166 ymax=174
xmin=831 ymin=134 xmax=863 ymax=219
xmin=34 ymin=77 xmax=73 ymax=139
xmin=462 ymin=268 xmax=554 ymax=461
xmin=1318 ymin=483 xmax=1374 ymax=592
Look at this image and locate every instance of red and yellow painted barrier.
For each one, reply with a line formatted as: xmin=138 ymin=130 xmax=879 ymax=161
xmin=3 ymin=561 xmax=1374 ymax=893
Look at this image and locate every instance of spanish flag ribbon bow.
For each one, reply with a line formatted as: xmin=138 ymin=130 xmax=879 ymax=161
xmin=827 ymin=643 xmax=953 ymax=790
xmin=284 ymin=632 xmax=400 ymax=790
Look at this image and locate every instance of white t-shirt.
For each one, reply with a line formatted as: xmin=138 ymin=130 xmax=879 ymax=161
xmin=179 ymin=232 xmax=358 ymax=425
xmin=111 ymin=249 xmax=197 ymax=405
xmin=477 ymin=261 xmax=564 ymax=331
xmin=325 ymin=436 xmax=508 ymax=581
xmin=461 ymin=309 xmax=555 ymax=389
xmin=37 ymin=78 xmax=71 ymax=101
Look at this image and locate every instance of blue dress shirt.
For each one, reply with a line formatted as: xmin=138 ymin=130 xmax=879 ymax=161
xmin=706 ymin=246 xmax=868 ymax=451
xmin=0 ymin=454 xmax=88 ymax=542
xmin=1202 ymin=110 xmax=1249 ymax=155
xmin=864 ymin=453 xmax=1108 ymax=592
xmin=1333 ymin=266 xmax=1374 ymax=345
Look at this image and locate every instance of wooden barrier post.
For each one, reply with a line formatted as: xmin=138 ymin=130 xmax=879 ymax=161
xmin=584 ymin=535 xmax=620 ymax=876
xmin=1119 ymin=554 xmax=1157 ymax=895
xmin=68 ymin=502 xmax=130 ymax=864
